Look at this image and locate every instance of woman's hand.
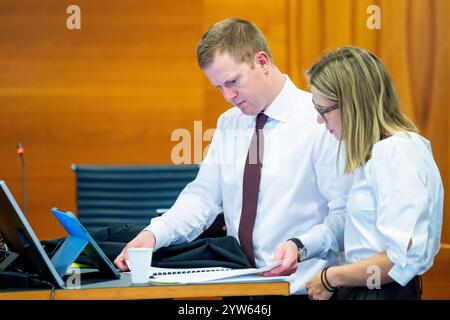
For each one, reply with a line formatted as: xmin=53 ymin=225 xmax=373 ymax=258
xmin=305 ymin=268 xmax=335 ymax=300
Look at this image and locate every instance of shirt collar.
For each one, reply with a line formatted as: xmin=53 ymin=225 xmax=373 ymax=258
xmin=262 ymin=75 xmax=295 ymax=123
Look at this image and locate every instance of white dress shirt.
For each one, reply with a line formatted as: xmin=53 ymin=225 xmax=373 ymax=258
xmin=345 ymin=132 xmax=443 ymax=286
xmin=145 ymin=76 xmax=352 ymax=294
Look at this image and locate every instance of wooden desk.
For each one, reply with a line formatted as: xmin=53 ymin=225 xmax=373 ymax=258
xmin=0 ymin=281 xmax=289 ymax=300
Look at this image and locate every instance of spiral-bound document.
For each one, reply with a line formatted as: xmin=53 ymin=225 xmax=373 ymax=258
xmin=148 ymin=260 xmax=286 ymax=284
xmin=151 ymin=266 xmax=231 ymax=276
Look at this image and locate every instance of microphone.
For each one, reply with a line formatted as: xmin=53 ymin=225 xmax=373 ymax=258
xmin=16 ymin=142 xmax=26 ymax=215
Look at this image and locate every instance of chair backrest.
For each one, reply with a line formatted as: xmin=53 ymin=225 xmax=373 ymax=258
xmin=72 ymin=164 xmax=199 ymax=229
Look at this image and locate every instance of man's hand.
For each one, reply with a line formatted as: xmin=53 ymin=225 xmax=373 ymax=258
xmin=262 ymin=240 xmax=299 ymax=276
xmin=114 ymin=230 xmax=156 ymax=271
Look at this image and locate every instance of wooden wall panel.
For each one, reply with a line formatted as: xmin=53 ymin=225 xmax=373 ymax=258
xmin=0 ymin=0 xmax=204 ymax=239
xmin=430 ymin=0 xmax=449 ymax=244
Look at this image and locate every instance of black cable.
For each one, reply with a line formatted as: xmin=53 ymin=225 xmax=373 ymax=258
xmin=30 ymin=278 xmax=56 ymax=300
xmin=41 ymin=280 xmax=56 ymax=300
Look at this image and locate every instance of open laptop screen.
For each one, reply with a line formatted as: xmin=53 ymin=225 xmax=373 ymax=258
xmin=0 ymin=180 xmax=65 ymax=287
xmin=0 ymin=180 xmax=121 ymax=289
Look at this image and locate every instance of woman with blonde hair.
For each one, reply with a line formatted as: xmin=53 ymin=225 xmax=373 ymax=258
xmin=305 ymin=46 xmax=443 ymax=300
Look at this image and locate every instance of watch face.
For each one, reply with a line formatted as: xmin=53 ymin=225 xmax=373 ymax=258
xmin=289 ymin=238 xmax=306 ymax=261
xmin=299 ymin=248 xmax=307 ymax=261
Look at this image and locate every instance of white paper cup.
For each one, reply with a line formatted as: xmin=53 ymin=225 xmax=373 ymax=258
xmin=127 ymin=248 xmax=153 ymax=284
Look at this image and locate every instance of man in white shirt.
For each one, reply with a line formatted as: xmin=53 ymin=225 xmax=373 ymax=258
xmin=114 ymin=18 xmax=351 ymax=295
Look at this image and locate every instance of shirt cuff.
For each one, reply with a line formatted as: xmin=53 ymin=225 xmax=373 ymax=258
xmin=386 ymin=250 xmax=418 ymax=286
xmin=144 ymin=218 xmax=172 ymax=250
xmin=297 ymin=229 xmax=324 ymax=260
xmin=387 ymin=263 xmax=418 ymax=286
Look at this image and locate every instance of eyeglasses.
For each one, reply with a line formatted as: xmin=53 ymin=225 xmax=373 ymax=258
xmin=312 ymin=99 xmax=339 ymax=121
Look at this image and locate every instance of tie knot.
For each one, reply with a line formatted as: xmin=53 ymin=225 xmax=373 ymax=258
xmin=255 ymin=113 xmax=268 ymax=130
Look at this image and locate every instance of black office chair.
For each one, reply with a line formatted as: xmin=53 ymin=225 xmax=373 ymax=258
xmin=72 ymin=164 xmax=225 ymax=238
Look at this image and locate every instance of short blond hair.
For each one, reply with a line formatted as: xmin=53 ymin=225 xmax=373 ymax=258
xmin=196 ymin=18 xmax=273 ymax=69
xmin=308 ymin=46 xmax=418 ymax=174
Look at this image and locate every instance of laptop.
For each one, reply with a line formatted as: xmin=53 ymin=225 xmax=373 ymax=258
xmin=0 ymin=180 xmax=120 ymax=288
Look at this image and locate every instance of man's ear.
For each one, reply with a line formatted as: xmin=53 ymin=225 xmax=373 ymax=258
xmin=254 ymin=51 xmax=270 ymax=71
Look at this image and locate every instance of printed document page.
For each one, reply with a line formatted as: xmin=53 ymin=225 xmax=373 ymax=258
xmin=148 ymin=260 xmax=286 ymax=284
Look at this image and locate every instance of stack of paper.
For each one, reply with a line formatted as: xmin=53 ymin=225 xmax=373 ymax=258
xmin=148 ymin=261 xmax=289 ymax=284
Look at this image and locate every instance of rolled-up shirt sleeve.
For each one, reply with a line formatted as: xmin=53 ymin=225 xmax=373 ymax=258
xmin=371 ymin=138 xmax=442 ymax=285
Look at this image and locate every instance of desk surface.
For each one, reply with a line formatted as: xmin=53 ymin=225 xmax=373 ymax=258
xmin=0 ymin=281 xmax=289 ymax=300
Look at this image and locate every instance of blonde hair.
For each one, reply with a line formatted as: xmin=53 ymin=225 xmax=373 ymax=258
xmin=196 ymin=18 xmax=273 ymax=69
xmin=307 ymin=46 xmax=418 ymax=174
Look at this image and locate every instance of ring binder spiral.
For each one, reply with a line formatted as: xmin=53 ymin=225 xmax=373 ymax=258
xmin=151 ymin=266 xmax=230 ymax=276
xmin=146 ymin=261 xmax=284 ymax=284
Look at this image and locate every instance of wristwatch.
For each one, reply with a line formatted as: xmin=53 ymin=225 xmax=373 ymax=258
xmin=288 ymin=238 xmax=307 ymax=262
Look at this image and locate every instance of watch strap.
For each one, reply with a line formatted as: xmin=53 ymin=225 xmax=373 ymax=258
xmin=288 ymin=238 xmax=306 ymax=262
xmin=288 ymin=237 xmax=304 ymax=250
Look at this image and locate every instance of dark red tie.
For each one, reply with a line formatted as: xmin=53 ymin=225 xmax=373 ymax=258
xmin=238 ymin=112 xmax=268 ymax=267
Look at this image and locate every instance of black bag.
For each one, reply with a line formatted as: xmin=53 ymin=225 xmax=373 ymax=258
xmin=41 ymin=224 xmax=251 ymax=269
xmin=153 ymin=236 xmax=252 ymax=269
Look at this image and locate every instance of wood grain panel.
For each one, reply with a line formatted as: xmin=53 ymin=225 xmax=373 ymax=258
xmin=290 ymin=0 xmax=323 ymax=89
xmin=422 ymin=247 xmax=450 ymax=299
xmin=0 ymin=281 xmax=289 ymax=300
xmin=0 ymin=0 xmax=203 ymax=239
xmin=426 ymin=0 xmax=449 ymax=242
xmin=323 ymin=0 xmax=354 ymax=48
xmin=377 ymin=0 xmax=414 ymax=120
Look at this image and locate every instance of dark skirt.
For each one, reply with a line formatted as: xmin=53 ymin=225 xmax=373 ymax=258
xmin=337 ymin=276 xmax=422 ymax=300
